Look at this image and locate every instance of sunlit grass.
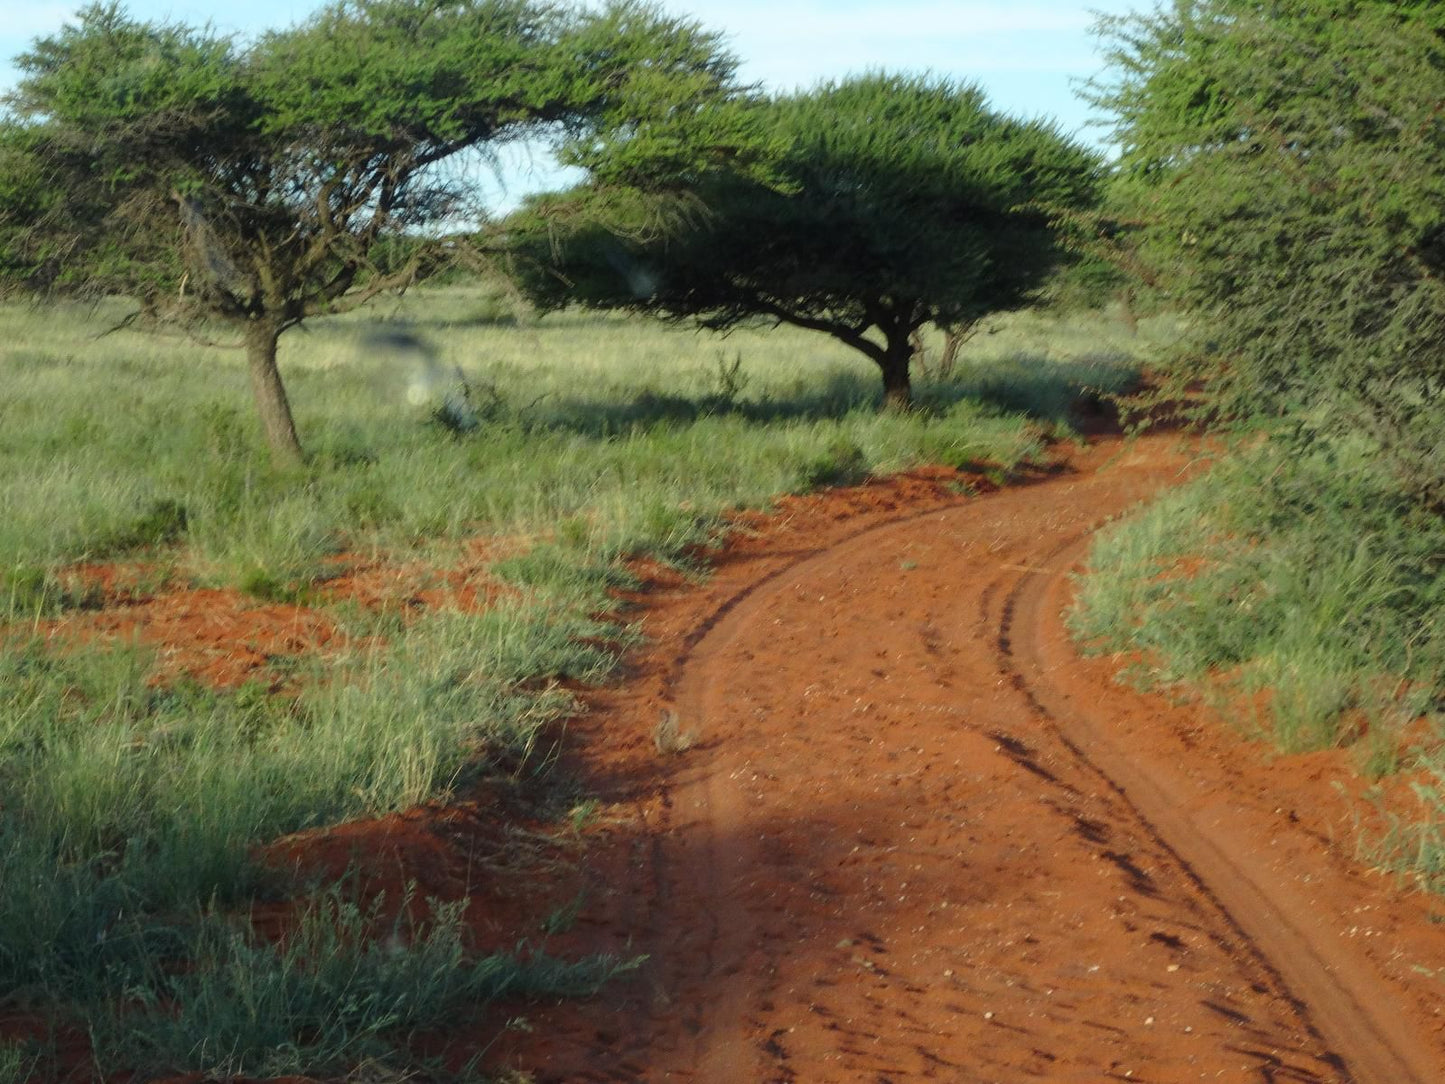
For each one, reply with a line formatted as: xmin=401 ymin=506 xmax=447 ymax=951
xmin=0 ymin=285 xmax=1156 ymax=1078
xmin=0 ymin=289 xmax=1162 ymax=594
xmin=1071 ymin=437 xmax=1445 ymax=759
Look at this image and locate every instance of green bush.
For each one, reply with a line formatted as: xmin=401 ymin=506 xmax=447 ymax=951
xmin=1091 ymin=0 xmax=1445 ymax=510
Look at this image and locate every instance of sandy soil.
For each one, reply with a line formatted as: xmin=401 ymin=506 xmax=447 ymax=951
xmin=26 ymin=433 xmax=1445 ymax=1082
xmin=474 ymin=434 xmax=1445 ymax=1083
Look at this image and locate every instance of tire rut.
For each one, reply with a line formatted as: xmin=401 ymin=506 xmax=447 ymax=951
xmin=503 ymin=437 xmax=1445 ymax=1084
xmin=1004 ymin=533 xmax=1441 ymax=1084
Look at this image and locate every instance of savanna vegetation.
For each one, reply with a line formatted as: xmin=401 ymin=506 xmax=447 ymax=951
xmin=0 ymin=284 xmax=1148 ymax=1077
xmin=0 ymin=0 xmax=756 ymax=463
xmin=1072 ymin=0 xmax=1445 ymax=877
xmin=3 ymin=0 xmax=1444 ymax=1077
xmin=507 ymin=73 xmax=1103 ymax=409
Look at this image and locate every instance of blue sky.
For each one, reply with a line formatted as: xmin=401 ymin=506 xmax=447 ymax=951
xmin=1 ymin=1 xmax=1142 ymax=205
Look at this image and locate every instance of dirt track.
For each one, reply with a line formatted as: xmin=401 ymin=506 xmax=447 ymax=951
xmin=485 ymin=435 xmax=1445 ymax=1083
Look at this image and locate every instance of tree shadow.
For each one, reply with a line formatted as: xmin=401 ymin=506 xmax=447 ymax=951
xmin=492 ymin=352 xmax=1142 ymax=439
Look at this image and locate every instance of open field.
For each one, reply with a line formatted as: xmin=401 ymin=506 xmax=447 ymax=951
xmin=5 ymin=1 xmax=1442 ymax=1079
xmin=0 ymin=292 xmax=1160 ymax=1080
xmin=0 ymin=289 xmax=1155 ymax=598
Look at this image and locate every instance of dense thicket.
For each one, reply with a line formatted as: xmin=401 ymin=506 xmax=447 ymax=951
xmin=1090 ymin=0 xmax=1445 ymax=509
xmin=1077 ymin=1 xmax=1445 ymax=756
xmin=0 ymin=0 xmax=746 ymax=461
xmin=508 ymin=74 xmax=1102 ymax=408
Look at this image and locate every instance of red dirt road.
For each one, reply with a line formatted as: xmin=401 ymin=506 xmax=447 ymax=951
xmin=484 ymin=435 xmax=1445 ymax=1084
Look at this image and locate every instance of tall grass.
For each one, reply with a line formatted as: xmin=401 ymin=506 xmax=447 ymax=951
xmin=0 ymin=602 xmax=632 ymax=1076
xmin=0 ymin=292 xmax=1160 ymax=595
xmin=1072 ymin=438 xmax=1445 ymax=757
xmin=87 ymin=891 xmax=633 ymax=1080
xmin=0 ymin=288 xmax=1154 ymax=1077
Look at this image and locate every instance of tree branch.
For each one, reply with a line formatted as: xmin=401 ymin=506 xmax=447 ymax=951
xmin=754 ymin=298 xmax=887 ymax=365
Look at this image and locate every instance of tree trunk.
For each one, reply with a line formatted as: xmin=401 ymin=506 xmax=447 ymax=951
xmin=244 ymin=319 xmax=304 ymax=464
xmin=938 ymin=324 xmax=968 ymax=377
xmin=879 ymin=336 xmax=913 ymax=411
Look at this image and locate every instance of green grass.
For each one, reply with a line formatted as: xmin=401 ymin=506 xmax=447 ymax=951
xmin=86 ymin=890 xmax=634 ymax=1080
xmin=1072 ymin=436 xmax=1445 ymax=883
xmin=1360 ymin=759 xmax=1445 ymax=898
xmin=1074 ymin=430 xmax=1445 ymax=897
xmin=0 ymin=291 xmax=1159 ymax=592
xmin=0 ymin=287 xmax=1154 ymax=1079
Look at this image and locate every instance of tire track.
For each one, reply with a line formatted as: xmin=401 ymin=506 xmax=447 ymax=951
xmin=508 ymin=437 xmax=1445 ymax=1083
xmin=1002 ymin=533 xmax=1441 ymax=1084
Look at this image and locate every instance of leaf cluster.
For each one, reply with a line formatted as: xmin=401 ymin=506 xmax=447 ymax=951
xmin=1090 ymin=0 xmax=1445 ymax=508
xmin=509 ymin=72 xmax=1102 ymax=376
xmin=0 ymin=0 xmax=745 ymax=326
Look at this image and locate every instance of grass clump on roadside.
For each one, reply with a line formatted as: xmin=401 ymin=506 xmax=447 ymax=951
xmin=1071 ymin=438 xmax=1445 ymax=760
xmin=86 ymin=891 xmax=633 ymax=1080
xmin=0 ymin=584 xmax=633 ymax=1077
xmin=1073 ymin=436 xmax=1445 ymax=895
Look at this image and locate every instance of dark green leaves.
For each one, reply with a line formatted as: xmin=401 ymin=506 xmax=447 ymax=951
xmin=1091 ymin=0 xmax=1445 ymax=509
xmin=510 ymin=73 xmax=1101 ymax=405
xmin=0 ymin=1 xmax=748 ymax=455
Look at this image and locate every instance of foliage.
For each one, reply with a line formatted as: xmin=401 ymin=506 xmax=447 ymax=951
xmin=1088 ymin=0 xmax=1445 ymax=509
xmin=0 ymin=585 xmax=627 ymax=1077
xmin=0 ymin=0 xmax=745 ymax=460
xmin=90 ymin=892 xmax=633 ymax=1078
xmin=508 ymin=73 xmax=1103 ymax=408
xmin=0 ymin=292 xmax=1147 ymax=589
xmin=1072 ymin=441 xmax=1445 ymax=755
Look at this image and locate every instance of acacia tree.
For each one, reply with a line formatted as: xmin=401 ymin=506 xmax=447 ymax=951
xmin=1089 ymin=0 xmax=1445 ymax=507
xmin=509 ymin=73 xmax=1101 ymax=409
xmin=0 ymin=0 xmax=741 ymax=461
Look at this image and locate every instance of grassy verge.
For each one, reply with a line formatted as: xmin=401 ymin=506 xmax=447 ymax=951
xmin=0 ymin=292 xmax=1163 ymax=598
xmin=1071 ymin=437 xmax=1445 ymax=883
xmin=0 ymin=289 xmax=1157 ymax=1078
xmin=0 ymin=600 xmax=634 ymax=1078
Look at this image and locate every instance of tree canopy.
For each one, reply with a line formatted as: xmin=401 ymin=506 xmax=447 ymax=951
xmin=508 ymin=73 xmax=1103 ymax=409
xmin=0 ymin=0 xmax=746 ymax=461
xmin=1089 ymin=0 xmax=1445 ymax=508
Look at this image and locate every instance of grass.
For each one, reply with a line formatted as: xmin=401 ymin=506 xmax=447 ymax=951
xmin=1072 ymin=438 xmax=1444 ymax=747
xmin=1071 ymin=435 xmax=1445 ymax=882
xmin=0 ymin=291 xmax=1161 ymax=593
xmin=0 ymin=286 xmax=1157 ymax=1078
xmin=88 ymin=890 xmax=635 ymax=1080
xmin=1361 ymin=762 xmax=1445 ymax=898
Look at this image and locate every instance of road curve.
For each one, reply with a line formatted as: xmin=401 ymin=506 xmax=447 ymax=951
xmin=499 ymin=436 xmax=1445 ymax=1083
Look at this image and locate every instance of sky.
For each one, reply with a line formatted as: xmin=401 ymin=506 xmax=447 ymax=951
xmin=0 ymin=0 xmax=1143 ymax=206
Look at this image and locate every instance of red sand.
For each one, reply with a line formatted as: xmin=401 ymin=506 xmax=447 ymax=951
xmin=19 ymin=434 xmax=1445 ymax=1083
xmin=473 ymin=434 xmax=1445 ymax=1083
